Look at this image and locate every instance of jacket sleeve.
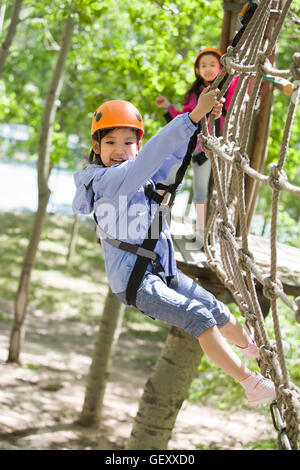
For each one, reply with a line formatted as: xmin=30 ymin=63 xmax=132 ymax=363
xmin=151 ymin=141 xmax=190 ymax=183
xmin=94 ymin=113 xmax=197 ymax=202
xmin=72 ymin=167 xmax=100 ymax=214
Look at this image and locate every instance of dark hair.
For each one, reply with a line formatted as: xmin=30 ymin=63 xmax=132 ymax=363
xmin=185 ymin=51 xmax=222 ymax=102
xmin=88 ymin=127 xmax=141 ymax=165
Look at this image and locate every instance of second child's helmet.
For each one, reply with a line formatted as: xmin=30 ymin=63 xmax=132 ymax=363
xmin=194 ymin=47 xmax=222 ymax=77
xmin=91 ymin=100 xmax=144 ymax=140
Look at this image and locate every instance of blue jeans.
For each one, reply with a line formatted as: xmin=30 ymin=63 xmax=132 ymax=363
xmin=115 ymin=269 xmax=230 ymax=338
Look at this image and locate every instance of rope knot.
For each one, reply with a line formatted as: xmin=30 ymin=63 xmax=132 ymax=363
xmin=200 ymin=133 xmax=211 ymax=151
xmin=260 ymin=344 xmax=276 ymax=360
xmin=290 ymin=52 xmax=300 ymax=80
xmin=220 ymin=53 xmax=234 ymax=75
xmin=207 ymin=259 xmax=218 ymax=271
xmin=224 ymin=278 xmax=235 ymax=291
xmin=256 ymin=52 xmax=269 ymax=74
xmin=226 ymin=45 xmax=234 ymax=57
xmin=232 ymin=147 xmax=248 ymax=171
xmin=244 ymin=310 xmax=257 ymax=324
xmin=262 ymin=276 xmax=283 ymax=300
xmin=240 ymin=300 xmax=250 ymax=313
xmin=268 ymin=163 xmax=288 ymax=190
xmin=216 ymin=219 xmax=235 ymax=242
xmin=238 ymin=248 xmax=255 ymax=272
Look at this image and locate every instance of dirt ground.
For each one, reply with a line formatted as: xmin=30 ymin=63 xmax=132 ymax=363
xmin=0 ymin=298 xmax=276 ymax=451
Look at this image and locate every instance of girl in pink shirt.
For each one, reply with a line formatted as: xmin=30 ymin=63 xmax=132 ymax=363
xmin=156 ymin=48 xmax=239 ymax=249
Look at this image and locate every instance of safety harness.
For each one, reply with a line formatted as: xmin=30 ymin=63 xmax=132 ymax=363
xmin=92 ymin=3 xmax=258 ymax=307
xmin=93 ymin=122 xmax=200 ymax=307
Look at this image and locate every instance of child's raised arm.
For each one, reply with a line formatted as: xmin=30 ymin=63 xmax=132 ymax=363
xmin=189 ymin=87 xmax=223 ymax=123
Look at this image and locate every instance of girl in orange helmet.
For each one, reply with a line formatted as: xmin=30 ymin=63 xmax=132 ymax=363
xmin=72 ymin=97 xmax=277 ymax=406
xmin=155 ymin=48 xmax=239 ymax=250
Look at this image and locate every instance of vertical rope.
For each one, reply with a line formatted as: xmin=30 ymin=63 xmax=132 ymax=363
xmin=198 ymin=0 xmax=300 ymax=449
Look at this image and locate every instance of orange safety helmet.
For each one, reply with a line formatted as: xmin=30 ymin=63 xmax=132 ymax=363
xmin=194 ymin=48 xmax=222 ymax=76
xmin=91 ymin=100 xmax=144 ymax=139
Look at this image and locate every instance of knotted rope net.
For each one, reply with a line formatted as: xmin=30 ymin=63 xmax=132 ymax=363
xmin=199 ymin=0 xmax=300 ymax=450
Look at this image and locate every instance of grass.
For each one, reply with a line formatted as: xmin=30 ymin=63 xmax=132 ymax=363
xmin=0 ymin=211 xmax=109 ymax=321
xmin=196 ymin=438 xmax=278 ymax=450
xmin=0 ymin=210 xmax=169 ymax=337
xmin=1 ymin=210 xmax=299 ymax=450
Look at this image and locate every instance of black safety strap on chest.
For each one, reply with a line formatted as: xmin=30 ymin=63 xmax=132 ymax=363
xmin=92 ymin=122 xmax=200 ymax=306
xmin=215 ymin=1 xmax=258 ymax=92
xmin=125 ymin=122 xmax=200 ymax=306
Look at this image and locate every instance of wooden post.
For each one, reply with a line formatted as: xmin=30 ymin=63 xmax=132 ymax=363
xmin=219 ymin=1 xmax=279 ymax=232
xmin=244 ymin=20 xmax=277 ymax=231
xmin=219 ymin=1 xmax=244 ymax=52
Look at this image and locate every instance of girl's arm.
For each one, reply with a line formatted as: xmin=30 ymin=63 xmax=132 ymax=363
xmin=163 ymin=92 xmax=198 ymax=121
xmin=96 ymin=113 xmax=197 ymax=201
xmin=96 ymin=89 xmax=221 ymax=201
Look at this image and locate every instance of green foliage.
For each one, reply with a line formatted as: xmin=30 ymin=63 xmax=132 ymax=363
xmin=0 ymin=0 xmax=223 ymax=169
xmin=0 ymin=212 xmax=106 ymax=321
xmin=255 ymin=7 xmax=300 ymax=240
xmin=188 ymin=353 xmax=252 ymax=411
xmin=1 ymin=1 xmax=298 ymax=234
xmin=244 ymin=439 xmax=277 ymax=450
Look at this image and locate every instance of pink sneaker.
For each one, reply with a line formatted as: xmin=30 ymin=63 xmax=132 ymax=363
xmin=241 ymin=372 xmax=276 ymax=406
xmin=237 ymin=338 xmax=260 ymax=359
xmin=237 ymin=338 xmax=289 ymax=360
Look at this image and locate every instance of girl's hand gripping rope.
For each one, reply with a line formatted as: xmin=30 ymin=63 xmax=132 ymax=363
xmin=211 ymin=95 xmax=225 ymax=119
xmin=189 ymin=87 xmax=224 ymax=123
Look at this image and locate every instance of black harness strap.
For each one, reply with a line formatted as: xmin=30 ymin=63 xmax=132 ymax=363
xmin=96 ymin=221 xmax=158 ymax=261
xmin=91 ymin=121 xmax=200 ymax=306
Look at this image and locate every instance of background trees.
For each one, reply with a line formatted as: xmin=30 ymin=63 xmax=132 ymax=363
xmin=1 ymin=0 xmax=298 ymax=234
xmin=0 ymin=0 xmax=299 ymax=451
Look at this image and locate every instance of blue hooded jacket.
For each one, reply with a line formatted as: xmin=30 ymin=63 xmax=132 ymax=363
xmin=72 ymin=113 xmax=197 ymax=293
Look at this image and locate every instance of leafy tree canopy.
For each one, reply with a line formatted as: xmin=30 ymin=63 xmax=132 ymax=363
xmin=0 ymin=0 xmax=299 ymax=229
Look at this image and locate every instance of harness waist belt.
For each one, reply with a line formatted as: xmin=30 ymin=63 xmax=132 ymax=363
xmin=96 ymin=224 xmax=158 ymax=262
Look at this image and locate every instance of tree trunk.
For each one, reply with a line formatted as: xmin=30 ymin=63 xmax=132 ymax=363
xmin=244 ymin=11 xmax=277 ymax=231
xmin=0 ymin=2 xmax=7 ymax=38
xmin=127 ymin=327 xmax=203 ymax=450
xmin=0 ymin=0 xmax=23 ymax=79
xmin=220 ymin=0 xmax=244 ymax=53
xmin=66 ymin=214 xmax=79 ymax=265
xmin=7 ymin=14 xmax=74 ymax=364
xmin=79 ymin=288 xmax=125 ymax=426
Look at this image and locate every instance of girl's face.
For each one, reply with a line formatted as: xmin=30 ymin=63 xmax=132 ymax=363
xmin=93 ymin=127 xmax=141 ymax=167
xmin=196 ymin=54 xmax=221 ymax=85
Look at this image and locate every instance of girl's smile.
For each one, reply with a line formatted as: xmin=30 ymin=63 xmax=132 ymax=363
xmin=93 ymin=128 xmax=141 ymax=167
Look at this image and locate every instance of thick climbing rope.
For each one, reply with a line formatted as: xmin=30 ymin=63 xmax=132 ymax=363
xmin=199 ymin=0 xmax=300 ymax=450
